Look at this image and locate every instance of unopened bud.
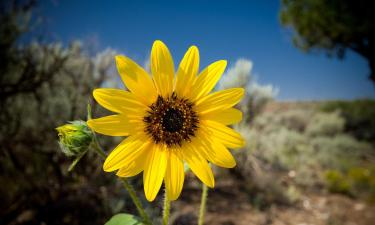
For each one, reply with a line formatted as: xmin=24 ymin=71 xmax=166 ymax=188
xmin=56 ymin=120 xmax=93 ymax=157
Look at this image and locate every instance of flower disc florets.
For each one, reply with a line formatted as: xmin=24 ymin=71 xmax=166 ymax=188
xmin=143 ymin=92 xmax=199 ymax=147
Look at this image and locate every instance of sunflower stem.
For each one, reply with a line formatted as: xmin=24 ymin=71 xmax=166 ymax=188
xmin=121 ymin=178 xmax=152 ymax=225
xmin=198 ymin=184 xmax=208 ymax=225
xmin=91 ymin=135 xmax=152 ymax=225
xmin=162 ymin=189 xmax=171 ymax=225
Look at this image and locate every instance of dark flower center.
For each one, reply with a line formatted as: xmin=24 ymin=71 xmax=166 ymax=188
xmin=143 ymin=92 xmax=199 ymax=147
xmin=162 ymin=108 xmax=184 ymax=132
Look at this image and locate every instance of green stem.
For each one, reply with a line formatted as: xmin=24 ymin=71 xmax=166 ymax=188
xmin=198 ymin=184 xmax=208 ymax=225
xmin=162 ymin=189 xmax=170 ymax=225
xmin=91 ymin=136 xmax=152 ymax=225
xmin=68 ymin=151 xmax=87 ymax=172
xmin=121 ymin=178 xmax=152 ymax=225
xmin=90 ymin=135 xmax=106 ymax=158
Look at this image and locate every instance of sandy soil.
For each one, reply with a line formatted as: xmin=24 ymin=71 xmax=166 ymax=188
xmin=171 ymin=176 xmax=375 ymax=225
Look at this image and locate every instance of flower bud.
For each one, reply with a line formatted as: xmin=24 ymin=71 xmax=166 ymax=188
xmin=56 ymin=120 xmax=93 ymax=157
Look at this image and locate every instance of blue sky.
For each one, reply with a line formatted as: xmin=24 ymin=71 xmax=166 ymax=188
xmin=37 ymin=0 xmax=374 ymax=100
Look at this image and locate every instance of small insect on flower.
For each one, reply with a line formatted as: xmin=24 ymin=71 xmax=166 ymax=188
xmin=56 ymin=121 xmax=93 ymax=157
xmin=88 ymin=40 xmax=245 ymax=201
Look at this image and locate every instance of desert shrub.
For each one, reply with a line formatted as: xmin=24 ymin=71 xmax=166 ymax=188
xmin=311 ymin=135 xmax=372 ymax=171
xmin=320 ymin=99 xmax=375 ymax=144
xmin=325 ymin=166 xmax=375 ymax=201
xmin=348 ymin=167 xmax=375 ymax=194
xmin=258 ymin=127 xmax=309 ymax=170
xmin=218 ymin=59 xmax=298 ymax=207
xmin=234 ymin=103 xmax=375 ymax=199
xmin=219 ymin=58 xmax=278 ymax=123
xmin=306 ymin=111 xmax=345 ymax=136
xmin=277 ymin=109 xmax=313 ymax=132
xmin=324 ymin=170 xmax=352 ymax=195
xmin=253 ymin=108 xmax=316 ymax=134
xmin=0 ymin=39 xmax=123 ymax=224
xmin=0 ymin=2 xmax=151 ymax=224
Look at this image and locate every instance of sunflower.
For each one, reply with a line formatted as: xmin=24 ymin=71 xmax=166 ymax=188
xmin=87 ymin=40 xmax=245 ymax=201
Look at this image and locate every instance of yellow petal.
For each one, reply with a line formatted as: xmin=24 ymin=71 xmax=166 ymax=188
xmin=164 ymin=151 xmax=185 ymax=201
xmin=196 ymin=129 xmax=236 ymax=168
xmin=87 ymin=115 xmax=142 ymax=136
xmin=93 ymin=88 xmax=147 ymax=115
xmin=195 ymin=88 xmax=244 ymax=115
xmin=151 ymin=40 xmax=175 ymax=98
xmin=143 ymin=144 xmax=168 ymax=201
xmin=116 ymin=147 xmax=149 ymax=177
xmin=103 ymin=134 xmax=151 ymax=172
xmin=175 ymin=46 xmax=199 ymax=98
xmin=190 ymin=60 xmax=227 ymax=102
xmin=179 ymin=143 xmax=214 ymax=188
xmin=202 ymin=120 xmax=245 ymax=149
xmin=115 ymin=55 xmax=157 ymax=105
xmin=200 ymin=108 xmax=243 ymax=125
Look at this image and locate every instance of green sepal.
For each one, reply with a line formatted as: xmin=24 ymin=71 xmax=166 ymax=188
xmin=184 ymin=162 xmax=190 ymax=173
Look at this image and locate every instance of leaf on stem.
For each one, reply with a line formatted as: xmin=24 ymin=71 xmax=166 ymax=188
xmin=105 ymin=213 xmax=143 ymax=225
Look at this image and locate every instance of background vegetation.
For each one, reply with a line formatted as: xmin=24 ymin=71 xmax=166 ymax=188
xmin=280 ymin=0 xmax=375 ymax=83
xmin=0 ymin=1 xmax=374 ymax=225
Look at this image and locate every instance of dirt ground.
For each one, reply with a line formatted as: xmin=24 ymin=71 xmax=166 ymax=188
xmin=171 ymin=176 xmax=375 ymax=225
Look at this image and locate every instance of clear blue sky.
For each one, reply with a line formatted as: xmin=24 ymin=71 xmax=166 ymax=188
xmin=37 ymin=0 xmax=375 ymax=100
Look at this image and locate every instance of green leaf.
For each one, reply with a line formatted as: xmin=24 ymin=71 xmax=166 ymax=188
xmin=104 ymin=213 xmax=143 ymax=225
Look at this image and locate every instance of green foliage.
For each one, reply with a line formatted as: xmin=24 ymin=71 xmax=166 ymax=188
xmin=0 ymin=40 xmax=118 ymax=223
xmin=348 ymin=167 xmax=374 ymax=194
xmin=105 ymin=214 xmax=143 ymax=225
xmin=306 ymin=111 xmax=345 ymax=136
xmin=260 ymin=112 xmax=371 ymax=185
xmin=280 ymin=0 xmax=375 ymax=82
xmin=234 ymin=103 xmax=374 ymax=204
xmin=247 ymin=109 xmax=364 ymax=174
xmin=310 ymin=135 xmax=371 ymax=171
xmin=280 ymin=0 xmax=374 ymax=56
xmin=325 ymin=166 xmax=375 ymax=201
xmin=320 ymin=99 xmax=375 ymax=144
xmin=285 ymin=185 xmax=301 ymax=204
xmin=324 ymin=170 xmax=351 ymax=195
xmin=0 ymin=1 xmax=141 ymax=224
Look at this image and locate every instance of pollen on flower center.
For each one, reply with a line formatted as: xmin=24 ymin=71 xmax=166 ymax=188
xmin=143 ymin=92 xmax=199 ymax=147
